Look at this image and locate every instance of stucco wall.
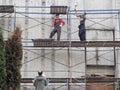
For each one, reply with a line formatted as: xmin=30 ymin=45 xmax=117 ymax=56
xmin=1 ymin=0 xmax=119 ymax=90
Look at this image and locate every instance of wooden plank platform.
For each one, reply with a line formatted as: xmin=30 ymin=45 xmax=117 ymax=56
xmin=32 ymin=39 xmax=120 ymax=47
xmin=0 ymin=5 xmax=14 ymax=13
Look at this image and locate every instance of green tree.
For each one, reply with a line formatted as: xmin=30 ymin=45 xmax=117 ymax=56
xmin=5 ymin=26 xmax=22 ymax=90
xmin=0 ymin=26 xmax=6 ymax=90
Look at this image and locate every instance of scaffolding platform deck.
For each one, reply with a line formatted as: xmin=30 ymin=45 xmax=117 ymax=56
xmin=32 ymin=39 xmax=120 ymax=47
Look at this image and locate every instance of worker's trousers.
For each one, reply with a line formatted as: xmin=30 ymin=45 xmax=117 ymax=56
xmin=49 ymin=26 xmax=61 ymax=41
xmin=78 ymin=24 xmax=86 ymax=41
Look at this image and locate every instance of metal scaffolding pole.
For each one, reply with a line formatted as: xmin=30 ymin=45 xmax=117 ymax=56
xmin=69 ymin=9 xmax=119 ymax=14
xmin=67 ymin=1 xmax=72 ymax=90
xmin=40 ymin=0 xmax=46 ymax=72
xmin=23 ymin=0 xmax=29 ymax=79
xmin=12 ymin=5 xmax=120 ymax=90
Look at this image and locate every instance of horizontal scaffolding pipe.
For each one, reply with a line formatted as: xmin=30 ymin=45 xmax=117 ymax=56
xmin=70 ymin=12 xmax=118 ymax=14
xmin=15 ymin=6 xmax=50 ymax=8
xmin=14 ymin=6 xmax=120 ymax=12
xmin=69 ymin=11 xmax=118 ymax=14
xmin=70 ymin=9 xmax=120 ymax=12
xmin=15 ymin=11 xmax=119 ymax=15
xmin=14 ymin=6 xmax=120 ymax=14
xmin=15 ymin=12 xmax=51 ymax=14
xmin=69 ymin=9 xmax=120 ymax=14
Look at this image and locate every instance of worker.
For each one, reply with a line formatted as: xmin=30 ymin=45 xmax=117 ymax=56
xmin=33 ymin=71 xmax=47 ymax=90
xmin=49 ymin=14 xmax=65 ymax=41
xmin=76 ymin=12 xmax=86 ymax=41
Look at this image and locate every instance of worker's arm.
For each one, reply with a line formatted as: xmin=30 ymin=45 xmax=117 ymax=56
xmin=74 ymin=8 xmax=81 ymax=18
xmin=60 ymin=19 xmax=65 ymax=27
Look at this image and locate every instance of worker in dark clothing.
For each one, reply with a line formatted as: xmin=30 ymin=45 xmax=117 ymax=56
xmin=33 ymin=71 xmax=47 ymax=90
xmin=76 ymin=12 xmax=86 ymax=41
xmin=49 ymin=14 xmax=65 ymax=41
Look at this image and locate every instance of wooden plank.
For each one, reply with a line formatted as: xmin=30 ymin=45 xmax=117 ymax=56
xmin=32 ymin=39 xmax=120 ymax=47
xmin=86 ymin=83 xmax=115 ymax=90
xmin=87 ymin=65 xmax=115 ymax=68
xmin=0 ymin=5 xmax=14 ymax=13
xmin=50 ymin=6 xmax=67 ymax=14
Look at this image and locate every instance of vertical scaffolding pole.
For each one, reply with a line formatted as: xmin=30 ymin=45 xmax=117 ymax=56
xmin=51 ymin=1 xmax=55 ymax=90
xmin=67 ymin=47 xmax=72 ymax=90
xmin=85 ymin=45 xmax=87 ymax=90
xmin=13 ymin=12 xmax=16 ymax=29
xmin=41 ymin=0 xmax=46 ymax=71
xmin=67 ymin=0 xmax=72 ymax=89
xmin=7 ymin=0 xmax=13 ymax=32
xmin=118 ymin=11 xmax=120 ymax=35
xmin=83 ymin=1 xmax=87 ymax=89
xmin=1 ymin=0 xmax=6 ymax=37
xmin=8 ymin=14 xmax=12 ymax=32
xmin=113 ymin=29 xmax=116 ymax=67
xmin=23 ymin=0 xmax=29 ymax=78
xmin=66 ymin=78 xmax=69 ymax=90
xmin=113 ymin=28 xmax=116 ymax=77
xmin=67 ymin=6 xmax=71 ymax=42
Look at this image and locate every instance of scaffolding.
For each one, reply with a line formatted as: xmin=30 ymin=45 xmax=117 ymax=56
xmin=1 ymin=4 xmax=120 ymax=90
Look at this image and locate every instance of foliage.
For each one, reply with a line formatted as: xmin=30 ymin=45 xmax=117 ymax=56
xmin=0 ymin=26 xmax=6 ymax=90
xmin=5 ymin=26 xmax=22 ymax=90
